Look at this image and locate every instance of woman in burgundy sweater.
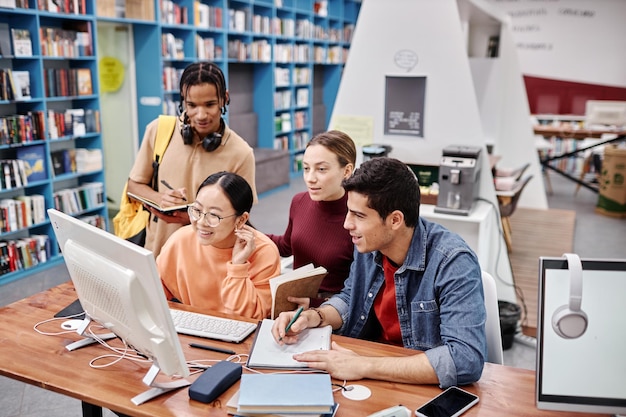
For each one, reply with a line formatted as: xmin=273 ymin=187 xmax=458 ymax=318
xmin=267 ymin=130 xmax=357 ymax=302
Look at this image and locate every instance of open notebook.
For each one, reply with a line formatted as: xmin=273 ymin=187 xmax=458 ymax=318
xmin=246 ymin=318 xmax=331 ymax=369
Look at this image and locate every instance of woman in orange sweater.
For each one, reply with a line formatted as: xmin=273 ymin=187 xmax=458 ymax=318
xmin=157 ymin=171 xmax=280 ymax=320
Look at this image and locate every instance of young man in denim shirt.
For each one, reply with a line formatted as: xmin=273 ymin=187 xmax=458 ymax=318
xmin=272 ymin=157 xmax=487 ymax=388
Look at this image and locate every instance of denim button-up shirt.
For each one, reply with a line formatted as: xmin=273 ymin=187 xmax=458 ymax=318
xmin=324 ymin=217 xmax=487 ymax=388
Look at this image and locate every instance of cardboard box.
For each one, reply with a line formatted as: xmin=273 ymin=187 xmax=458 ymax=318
xmin=596 ymin=145 xmax=626 ymax=218
xmin=96 ymin=0 xmax=116 ymax=17
xmin=126 ymin=0 xmax=155 ymax=21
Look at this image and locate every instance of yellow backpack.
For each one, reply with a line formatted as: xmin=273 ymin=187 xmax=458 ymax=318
xmin=112 ymin=115 xmax=177 ymax=242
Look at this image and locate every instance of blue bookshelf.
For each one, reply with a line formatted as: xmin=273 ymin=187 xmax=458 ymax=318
xmin=118 ymin=0 xmax=360 ymax=174
xmin=0 ymin=2 xmax=108 ymax=286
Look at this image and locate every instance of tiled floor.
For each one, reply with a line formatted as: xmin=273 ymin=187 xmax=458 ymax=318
xmin=1 ymin=172 xmax=623 ymax=417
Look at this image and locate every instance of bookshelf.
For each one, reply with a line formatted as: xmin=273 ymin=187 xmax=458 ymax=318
xmin=0 ymin=3 xmax=108 ymax=286
xmin=98 ymin=0 xmax=360 ymax=175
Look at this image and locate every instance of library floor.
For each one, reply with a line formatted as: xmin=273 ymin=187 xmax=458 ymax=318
xmin=1 ymin=173 xmax=624 ymax=417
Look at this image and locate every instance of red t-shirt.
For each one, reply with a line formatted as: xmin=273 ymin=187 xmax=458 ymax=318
xmin=374 ymin=256 xmax=402 ymax=345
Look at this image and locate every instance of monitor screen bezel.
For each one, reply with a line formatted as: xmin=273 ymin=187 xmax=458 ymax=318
xmin=47 ymin=209 xmax=190 ymax=381
xmin=536 ymin=256 xmax=626 ymax=414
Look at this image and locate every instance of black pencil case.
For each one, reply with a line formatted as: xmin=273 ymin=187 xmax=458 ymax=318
xmin=188 ymin=360 xmax=242 ymax=403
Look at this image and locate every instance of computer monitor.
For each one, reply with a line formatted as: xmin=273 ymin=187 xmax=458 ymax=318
xmin=585 ymin=100 xmax=626 ymax=128
xmin=47 ymin=209 xmax=190 ymax=405
xmin=536 ymin=256 xmax=626 ymax=415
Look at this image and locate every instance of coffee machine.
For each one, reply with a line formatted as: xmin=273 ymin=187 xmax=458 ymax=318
xmin=434 ymin=145 xmax=482 ymax=216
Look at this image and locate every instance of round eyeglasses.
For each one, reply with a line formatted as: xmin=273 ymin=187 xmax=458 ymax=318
xmin=187 ymin=206 xmax=237 ymax=227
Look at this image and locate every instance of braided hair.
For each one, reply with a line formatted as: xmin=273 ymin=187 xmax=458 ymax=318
xmin=179 ymin=62 xmax=229 ymax=114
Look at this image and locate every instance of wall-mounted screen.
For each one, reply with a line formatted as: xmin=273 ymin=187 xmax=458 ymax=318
xmin=384 ymin=75 xmax=426 ymax=137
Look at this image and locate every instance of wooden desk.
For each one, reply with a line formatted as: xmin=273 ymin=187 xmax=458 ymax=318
xmin=533 ymin=125 xmax=626 ymax=192
xmin=0 ymin=282 xmax=607 ymax=417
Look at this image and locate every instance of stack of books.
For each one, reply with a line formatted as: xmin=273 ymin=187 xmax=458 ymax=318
xmin=227 ymin=373 xmax=338 ymax=416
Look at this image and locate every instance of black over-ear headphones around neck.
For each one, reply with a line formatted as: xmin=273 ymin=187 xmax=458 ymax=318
xmin=179 ymin=111 xmax=223 ymax=152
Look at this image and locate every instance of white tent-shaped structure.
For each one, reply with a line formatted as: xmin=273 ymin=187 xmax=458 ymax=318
xmin=330 ymin=0 xmax=546 ymax=302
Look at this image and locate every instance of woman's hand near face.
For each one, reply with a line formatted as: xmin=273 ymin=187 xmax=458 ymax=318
xmin=231 ymin=224 xmax=256 ymax=264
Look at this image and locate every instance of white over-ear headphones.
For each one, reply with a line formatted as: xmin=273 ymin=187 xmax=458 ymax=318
xmin=551 ymin=253 xmax=588 ymax=339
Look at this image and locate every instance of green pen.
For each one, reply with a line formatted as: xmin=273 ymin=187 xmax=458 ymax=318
xmin=279 ymin=306 xmax=304 ymax=341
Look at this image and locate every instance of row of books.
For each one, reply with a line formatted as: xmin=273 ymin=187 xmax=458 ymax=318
xmin=228 ymin=10 xmax=353 ymax=42
xmin=196 ymin=35 xmax=223 ymax=62
xmin=251 ymin=14 xmax=273 ymax=35
xmin=0 ymin=195 xmax=45 ymax=233
xmin=295 ymin=18 xmax=346 ymax=42
xmin=194 ymin=1 xmax=223 ymax=28
xmin=314 ymin=45 xmax=348 ymax=64
xmin=275 ymin=67 xmax=291 ymax=87
xmin=294 ymin=110 xmax=308 ymax=130
xmin=77 ymin=213 xmax=106 ymax=230
xmin=274 ymin=43 xmax=312 ymax=64
xmin=546 ymin=138 xmax=585 ymax=174
xmin=36 ymin=0 xmax=88 ymax=14
xmin=162 ymin=98 xmax=180 ymax=116
xmin=0 ymin=114 xmax=43 ymax=145
xmin=156 ymin=37 xmax=344 ymax=65
xmin=275 ymin=66 xmax=311 ymax=86
xmin=273 ymin=130 xmax=312 ymax=151
xmin=227 ymin=39 xmax=271 ymax=62
xmin=293 ymin=131 xmax=311 ymax=151
xmin=51 ymin=148 xmax=103 ymax=176
xmin=313 ymin=25 xmax=344 ymax=43
xmin=40 ymin=25 xmax=93 ymax=58
xmin=43 ymin=67 xmax=93 ymax=98
xmin=293 ymin=153 xmax=304 ymax=171
xmin=275 ymin=113 xmax=292 ymax=134
xmin=294 ymin=67 xmax=312 ymax=84
xmin=0 ymin=0 xmax=28 ymax=8
xmin=0 ymin=235 xmax=51 ymax=276
xmin=45 ymin=108 xmax=101 ymax=139
xmin=228 ymin=8 xmax=248 ymax=33
xmin=52 ymin=182 xmax=104 ymax=215
xmin=0 ymin=68 xmax=30 ymax=101
xmin=162 ymin=66 xmax=184 ymax=92
xmin=0 ymin=109 xmax=100 ymax=144
xmin=274 ymin=90 xmax=293 ymax=110
xmin=161 ymin=33 xmax=185 ymax=60
xmin=160 ymin=0 xmax=188 ymax=25
xmin=273 ymin=135 xmax=288 ymax=151
xmin=0 ymin=159 xmax=28 ymax=190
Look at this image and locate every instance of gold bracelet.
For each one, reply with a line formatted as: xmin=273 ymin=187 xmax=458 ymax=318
xmin=309 ymin=307 xmax=324 ymax=328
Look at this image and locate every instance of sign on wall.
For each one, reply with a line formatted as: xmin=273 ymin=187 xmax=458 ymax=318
xmin=384 ymin=75 xmax=426 ymax=137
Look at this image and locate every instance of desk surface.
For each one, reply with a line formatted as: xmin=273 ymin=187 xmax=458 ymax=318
xmin=533 ymin=125 xmax=626 ymax=140
xmin=0 ymin=282 xmax=608 ymax=417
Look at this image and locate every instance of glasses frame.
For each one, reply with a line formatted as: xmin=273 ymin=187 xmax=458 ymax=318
xmin=187 ymin=205 xmax=238 ymax=227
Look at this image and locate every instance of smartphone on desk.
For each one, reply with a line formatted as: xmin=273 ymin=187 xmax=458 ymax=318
xmin=415 ymin=386 xmax=479 ymax=417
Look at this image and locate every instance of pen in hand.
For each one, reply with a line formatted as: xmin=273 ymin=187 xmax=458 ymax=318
xmin=160 ymin=180 xmax=187 ymax=201
xmin=279 ymin=306 xmax=304 ymax=342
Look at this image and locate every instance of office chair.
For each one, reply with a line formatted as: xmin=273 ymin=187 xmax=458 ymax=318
xmin=482 ymin=271 xmax=504 ymax=365
xmin=497 ymin=175 xmax=534 ymax=253
xmin=494 ymin=162 xmax=530 ymax=181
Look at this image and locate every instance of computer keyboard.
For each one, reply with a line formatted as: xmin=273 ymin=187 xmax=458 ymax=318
xmin=169 ymin=308 xmax=257 ymax=343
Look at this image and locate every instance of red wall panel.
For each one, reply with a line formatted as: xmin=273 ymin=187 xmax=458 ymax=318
xmin=524 ymin=76 xmax=626 ymax=115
